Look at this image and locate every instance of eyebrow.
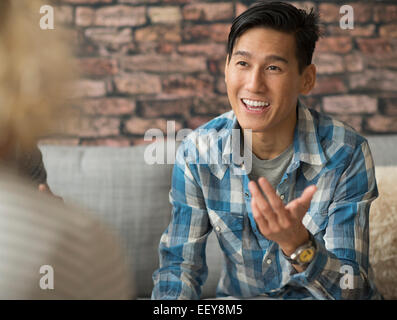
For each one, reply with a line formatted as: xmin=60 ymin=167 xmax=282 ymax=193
xmin=232 ymin=50 xmax=289 ymax=64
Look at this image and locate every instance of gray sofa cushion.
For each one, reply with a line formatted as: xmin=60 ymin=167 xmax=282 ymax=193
xmin=40 ymin=144 xmax=223 ymax=299
xmin=366 ymin=135 xmax=397 ymax=167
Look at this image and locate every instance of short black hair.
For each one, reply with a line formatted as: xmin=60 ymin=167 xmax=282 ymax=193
xmin=227 ymin=1 xmax=321 ymax=73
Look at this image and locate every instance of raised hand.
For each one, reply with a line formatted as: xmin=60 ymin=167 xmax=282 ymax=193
xmin=248 ymin=177 xmax=317 ymax=256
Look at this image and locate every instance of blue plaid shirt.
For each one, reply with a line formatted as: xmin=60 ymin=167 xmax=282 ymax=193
xmin=152 ymin=101 xmax=382 ymax=300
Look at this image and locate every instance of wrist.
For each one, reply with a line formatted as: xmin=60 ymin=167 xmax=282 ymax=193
xmin=281 ymin=232 xmax=317 ymax=268
xmin=281 ymin=229 xmax=310 ymax=256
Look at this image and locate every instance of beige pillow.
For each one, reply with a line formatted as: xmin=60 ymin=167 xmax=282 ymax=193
xmin=369 ymin=166 xmax=397 ymax=300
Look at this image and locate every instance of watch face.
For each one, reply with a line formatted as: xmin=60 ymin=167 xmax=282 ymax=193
xmin=298 ymin=248 xmax=315 ymax=263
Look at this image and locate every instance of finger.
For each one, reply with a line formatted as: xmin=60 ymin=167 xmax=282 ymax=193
xmin=251 ymin=197 xmax=269 ymax=234
xmin=38 ymin=184 xmax=48 ymax=192
xmin=286 ymin=185 xmax=317 ymax=220
xmin=299 ymin=185 xmax=317 ymax=208
xmin=257 ymin=177 xmax=290 ymax=226
xmin=248 ymin=181 xmax=278 ymax=226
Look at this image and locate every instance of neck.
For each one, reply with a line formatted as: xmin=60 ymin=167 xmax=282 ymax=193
xmin=249 ymin=110 xmax=297 ymax=160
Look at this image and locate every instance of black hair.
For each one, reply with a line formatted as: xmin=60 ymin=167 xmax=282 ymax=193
xmin=227 ymin=1 xmax=321 ymax=73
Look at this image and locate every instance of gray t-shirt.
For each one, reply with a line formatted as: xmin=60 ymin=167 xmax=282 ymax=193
xmin=248 ymin=144 xmax=294 ymax=190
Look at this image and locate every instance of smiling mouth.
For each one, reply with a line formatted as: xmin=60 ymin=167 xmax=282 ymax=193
xmin=241 ymin=98 xmax=270 ymax=113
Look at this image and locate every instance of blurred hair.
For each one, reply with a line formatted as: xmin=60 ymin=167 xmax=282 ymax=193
xmin=227 ymin=1 xmax=322 ymax=73
xmin=0 ymin=0 xmax=76 ymax=153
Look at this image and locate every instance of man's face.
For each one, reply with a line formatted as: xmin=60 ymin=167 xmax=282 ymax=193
xmin=225 ymin=27 xmax=315 ymax=134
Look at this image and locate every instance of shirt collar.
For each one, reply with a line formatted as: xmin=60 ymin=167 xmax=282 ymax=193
xmin=222 ymin=99 xmax=327 ymax=171
xmin=293 ymin=99 xmax=327 ymax=167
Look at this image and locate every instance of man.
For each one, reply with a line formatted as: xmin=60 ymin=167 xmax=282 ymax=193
xmin=152 ymin=1 xmax=381 ymax=300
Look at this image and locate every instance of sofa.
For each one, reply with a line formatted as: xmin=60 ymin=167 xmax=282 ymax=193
xmin=39 ymin=134 xmax=397 ymax=300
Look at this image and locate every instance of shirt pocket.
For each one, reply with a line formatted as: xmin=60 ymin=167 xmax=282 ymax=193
xmin=207 ymin=209 xmax=244 ymax=265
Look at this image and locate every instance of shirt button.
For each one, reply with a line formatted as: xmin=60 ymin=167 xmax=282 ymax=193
xmin=280 ymin=194 xmax=285 ymax=200
xmin=244 ymin=192 xmax=250 ymax=198
xmin=215 ymin=226 xmax=221 ymax=232
xmin=266 ymin=258 xmax=272 ymax=265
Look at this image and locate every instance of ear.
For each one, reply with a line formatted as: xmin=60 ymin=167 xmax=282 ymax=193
xmin=300 ymin=64 xmax=316 ymax=95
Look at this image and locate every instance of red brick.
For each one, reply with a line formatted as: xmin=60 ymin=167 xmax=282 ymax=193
xmin=343 ymin=52 xmax=364 ymax=72
xmin=345 ymin=53 xmax=366 ymax=74
xmin=313 ymin=53 xmax=344 ymax=74
xmin=38 ymin=138 xmax=80 ymax=146
xmin=183 ymin=23 xmax=230 ymax=42
xmin=186 ymin=116 xmax=213 ymax=130
xmin=316 ymin=37 xmax=352 ymax=54
xmin=75 ymin=7 xmax=95 ymax=26
xmin=319 ymin=3 xmax=373 ymax=23
xmin=364 ymin=53 xmax=397 ymax=69
xmin=289 ymin=2 xmax=316 ymax=12
xmin=349 ymin=69 xmax=397 ymax=92
xmin=130 ymin=137 xmax=151 ymax=146
xmin=162 ymin=74 xmax=214 ymax=97
xmin=318 ymin=3 xmax=339 ymax=23
xmin=114 ymin=73 xmax=162 ymax=95
xmin=177 ymin=43 xmax=226 ymax=59
xmin=183 ymin=3 xmax=234 ymax=21
xmin=379 ymin=24 xmax=397 ymax=38
xmin=118 ymin=0 xmax=158 ymax=3
xmin=72 ymin=79 xmax=107 ymax=98
xmin=66 ymin=117 xmax=121 ymax=137
xmin=310 ymin=77 xmax=347 ymax=95
xmin=55 ymin=6 xmax=74 ymax=25
xmin=193 ymin=95 xmax=230 ymax=115
xmin=323 ymin=95 xmax=378 ymax=114
xmin=216 ymin=77 xmax=227 ymax=94
xmin=236 ymin=3 xmax=248 ymax=17
xmin=139 ymin=98 xmax=192 ymax=118
xmin=326 ymin=25 xmax=376 ymax=37
xmin=119 ymin=0 xmax=183 ymax=3
xmin=374 ymin=5 xmax=397 ymax=23
xmin=357 ymin=38 xmax=393 ymax=55
xmin=77 ymin=5 xmax=146 ymax=27
xmin=95 ymin=5 xmax=146 ymax=27
xmin=135 ymin=25 xmax=181 ymax=43
xmin=84 ymin=28 xmax=133 ymax=46
xmin=350 ymin=3 xmax=373 ymax=23
xmin=148 ymin=6 xmax=182 ymax=24
xmin=80 ymin=98 xmax=136 ymax=115
xmin=156 ymin=42 xmax=177 ymax=54
xmin=61 ymin=0 xmax=111 ymax=3
xmin=121 ymin=54 xmax=207 ymax=73
xmin=80 ymin=138 xmax=132 ymax=146
xmin=77 ymin=57 xmax=118 ymax=76
xmin=366 ymin=115 xmax=397 ymax=133
xmin=383 ymin=97 xmax=397 ymax=116
xmin=332 ymin=115 xmax=363 ymax=133
xmin=124 ymin=117 xmax=182 ymax=135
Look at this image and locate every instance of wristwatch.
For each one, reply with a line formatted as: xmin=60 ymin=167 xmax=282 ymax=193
xmin=283 ymin=232 xmax=316 ymax=267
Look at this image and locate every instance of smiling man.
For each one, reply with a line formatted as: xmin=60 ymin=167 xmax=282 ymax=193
xmin=152 ymin=1 xmax=381 ymax=300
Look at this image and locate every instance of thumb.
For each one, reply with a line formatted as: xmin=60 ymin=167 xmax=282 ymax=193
xmin=285 ymin=184 xmax=317 ymax=219
xmin=298 ymin=185 xmax=317 ymax=209
xmin=38 ymin=184 xmax=49 ymax=192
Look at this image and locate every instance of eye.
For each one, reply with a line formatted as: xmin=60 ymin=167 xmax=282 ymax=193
xmin=266 ymin=65 xmax=281 ymax=71
xmin=236 ymin=61 xmax=248 ymax=67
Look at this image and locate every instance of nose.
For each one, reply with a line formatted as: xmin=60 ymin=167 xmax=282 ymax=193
xmin=246 ymin=67 xmax=266 ymax=93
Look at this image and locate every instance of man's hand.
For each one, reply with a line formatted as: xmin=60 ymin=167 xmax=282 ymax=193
xmin=248 ymin=177 xmax=317 ymax=256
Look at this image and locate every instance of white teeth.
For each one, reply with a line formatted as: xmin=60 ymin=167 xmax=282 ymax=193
xmin=242 ymin=99 xmax=269 ymax=108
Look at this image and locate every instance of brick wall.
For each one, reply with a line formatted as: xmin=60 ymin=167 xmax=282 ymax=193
xmin=48 ymin=0 xmax=397 ymax=146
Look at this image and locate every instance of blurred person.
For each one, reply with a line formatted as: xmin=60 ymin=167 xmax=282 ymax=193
xmin=0 ymin=0 xmax=134 ymax=299
xmin=152 ymin=1 xmax=381 ymax=300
